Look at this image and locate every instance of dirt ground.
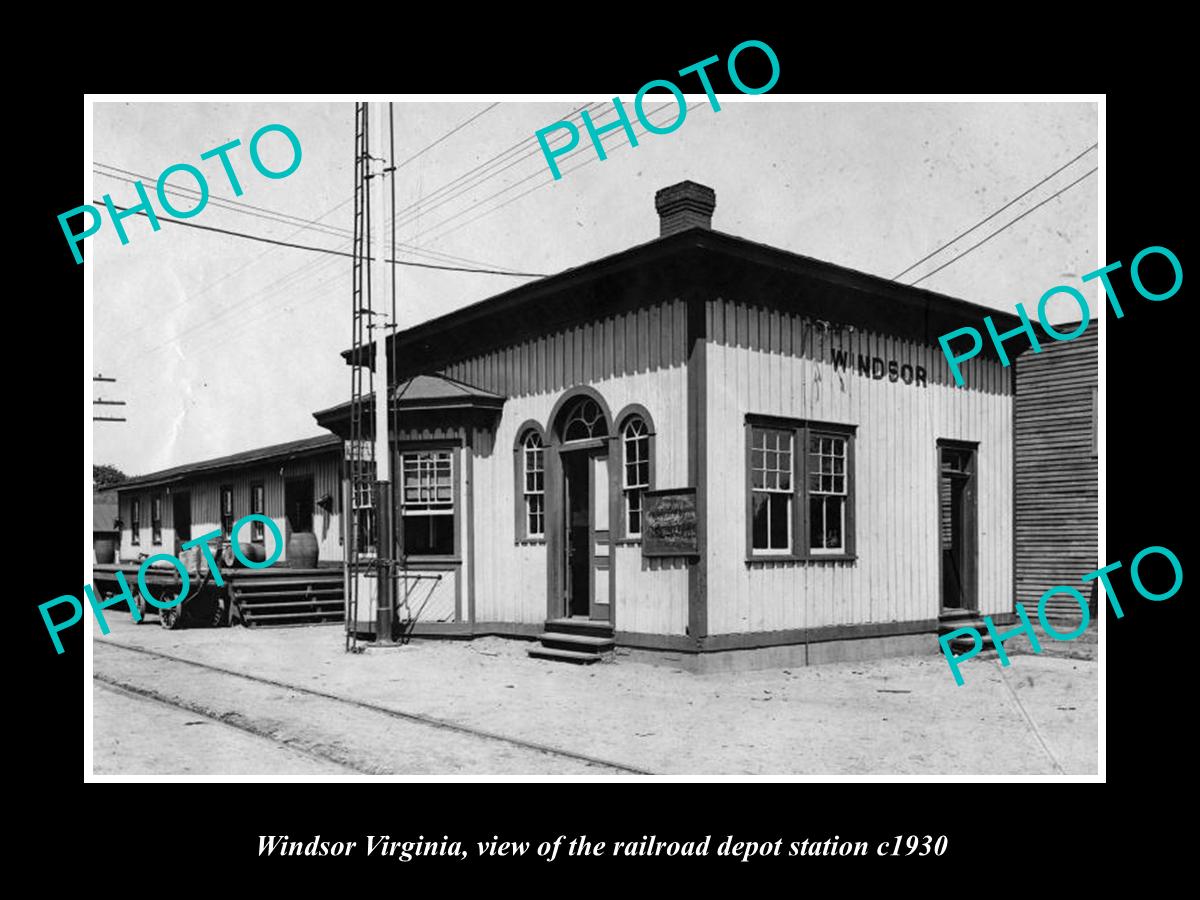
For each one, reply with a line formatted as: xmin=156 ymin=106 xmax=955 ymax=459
xmin=91 ymin=614 xmax=1098 ymax=776
xmin=94 ymin=680 xmax=347 ymax=775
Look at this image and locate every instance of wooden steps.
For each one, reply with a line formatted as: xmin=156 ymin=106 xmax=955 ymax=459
xmin=938 ymin=611 xmax=995 ymax=654
xmin=229 ymin=568 xmax=344 ymax=627
xmin=528 ymin=617 xmax=615 ymax=664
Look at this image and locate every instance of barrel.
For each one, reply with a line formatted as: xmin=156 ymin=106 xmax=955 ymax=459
xmin=288 ymin=532 xmax=319 ymax=568
xmin=222 ymin=541 xmax=267 ymax=567
xmin=94 ymin=533 xmax=117 ymax=564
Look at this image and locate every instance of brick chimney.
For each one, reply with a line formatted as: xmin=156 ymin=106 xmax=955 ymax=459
xmin=654 ymin=181 xmax=716 ymax=237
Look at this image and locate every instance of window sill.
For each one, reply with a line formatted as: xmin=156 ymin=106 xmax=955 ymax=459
xmin=515 ymin=539 xmax=546 ymax=546
xmin=615 ymin=538 xmax=642 ymax=546
xmin=402 ymin=555 xmax=462 ymax=565
xmin=745 ymin=554 xmax=857 ymax=565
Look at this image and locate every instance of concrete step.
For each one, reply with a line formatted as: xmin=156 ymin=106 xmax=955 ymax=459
xmin=538 ymin=631 xmax=614 ymax=650
xmin=545 ymin=617 xmax=614 ymax=638
xmin=528 ymin=646 xmax=601 ymax=665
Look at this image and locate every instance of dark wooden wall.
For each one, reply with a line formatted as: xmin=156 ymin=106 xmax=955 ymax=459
xmin=1014 ymin=320 xmax=1098 ymax=617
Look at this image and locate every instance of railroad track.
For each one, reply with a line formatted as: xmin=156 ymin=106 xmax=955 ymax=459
xmin=95 ymin=640 xmax=653 ymax=776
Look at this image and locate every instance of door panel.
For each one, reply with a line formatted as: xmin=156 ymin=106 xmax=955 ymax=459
xmin=564 ymin=452 xmax=590 ymax=616
xmin=938 ymin=445 xmax=977 ymax=612
xmin=590 ymin=452 xmax=611 ymax=621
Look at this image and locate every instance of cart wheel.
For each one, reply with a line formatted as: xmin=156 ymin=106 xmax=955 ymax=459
xmin=159 ymin=604 xmax=183 ymax=630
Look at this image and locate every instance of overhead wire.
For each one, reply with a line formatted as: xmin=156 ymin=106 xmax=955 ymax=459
xmin=908 ymin=167 xmax=1098 ymax=286
xmin=93 ymin=164 xmax=527 ymax=273
xmin=393 ymin=102 xmax=498 ymax=170
xmin=408 ymin=100 xmax=696 ymax=247
xmin=93 ymin=201 xmax=549 ymax=276
xmin=96 ymin=102 xmax=637 ymax=364
xmin=390 ymin=101 xmax=602 ymax=227
xmin=893 ymin=142 xmax=1098 ymax=281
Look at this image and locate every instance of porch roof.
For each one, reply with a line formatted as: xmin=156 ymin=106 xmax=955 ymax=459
xmin=312 ymin=373 xmax=505 ymax=435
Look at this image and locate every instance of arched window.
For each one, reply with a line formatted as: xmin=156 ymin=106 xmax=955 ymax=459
xmin=522 ymin=430 xmax=545 ymax=539
xmin=562 ymin=397 xmax=606 ymax=441
xmin=622 ymin=417 xmax=650 ymax=538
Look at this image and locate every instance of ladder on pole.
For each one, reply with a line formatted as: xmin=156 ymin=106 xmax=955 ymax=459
xmin=346 ymin=101 xmax=375 ymax=653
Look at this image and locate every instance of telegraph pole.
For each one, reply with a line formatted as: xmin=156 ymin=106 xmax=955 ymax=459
xmin=369 ymin=102 xmax=396 ymax=641
xmin=93 ymin=375 xmax=127 ymax=422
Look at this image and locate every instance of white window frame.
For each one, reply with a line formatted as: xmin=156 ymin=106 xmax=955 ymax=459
xmin=400 ymin=449 xmax=456 ymax=556
xmin=523 ymin=432 xmax=545 ymax=539
xmin=750 ymin=426 xmax=794 ymax=555
xmin=807 ymin=433 xmax=848 ymax=555
xmin=622 ymin=418 xmax=650 ymax=538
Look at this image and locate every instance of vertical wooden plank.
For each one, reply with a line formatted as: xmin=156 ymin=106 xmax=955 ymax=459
xmin=648 ymin=303 xmax=661 ymax=371
xmin=613 ymin=312 xmax=625 ymax=376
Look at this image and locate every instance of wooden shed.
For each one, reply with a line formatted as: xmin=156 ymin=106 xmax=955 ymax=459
xmin=1014 ymin=319 xmax=1098 ymax=618
xmin=315 ymin=181 xmax=1025 ymax=670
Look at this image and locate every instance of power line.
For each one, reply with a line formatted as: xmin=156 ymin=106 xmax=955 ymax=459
xmin=391 ymin=102 xmax=600 ymax=227
xmin=908 ymin=167 xmax=1098 ymax=287
xmin=96 ymin=163 xmax=356 ymax=239
xmin=394 ymin=102 xmax=498 ymax=170
xmin=139 ymin=267 xmax=349 ymax=360
xmin=95 ymin=166 xmax=533 ymax=275
xmin=893 ymin=142 xmax=1098 ymax=281
xmin=410 ymin=101 xmax=696 ymax=247
xmin=93 ymin=201 xmax=549 ymax=276
xmin=393 ymin=103 xmax=617 ymax=234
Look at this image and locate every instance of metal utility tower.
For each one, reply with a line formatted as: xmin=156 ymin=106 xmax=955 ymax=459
xmin=346 ymin=103 xmax=397 ymax=652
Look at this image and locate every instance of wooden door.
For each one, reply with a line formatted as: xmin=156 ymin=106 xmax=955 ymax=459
xmin=939 ymin=445 xmax=978 ymax=611
xmin=563 ymin=451 xmax=590 ymax=617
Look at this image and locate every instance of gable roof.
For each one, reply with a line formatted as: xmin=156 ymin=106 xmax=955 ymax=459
xmin=116 ymin=434 xmax=342 ymax=492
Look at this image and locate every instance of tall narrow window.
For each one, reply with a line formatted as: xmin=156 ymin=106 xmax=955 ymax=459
xmin=808 ymin=433 xmax=847 ymax=553
xmin=347 ymin=440 xmax=378 ymax=555
xmin=250 ymin=483 xmax=265 ymax=541
xmin=623 ymin=418 xmax=650 ymax=538
xmin=151 ymin=495 xmax=163 ymax=545
xmin=220 ymin=485 xmax=233 ymax=536
xmin=130 ymin=498 xmax=141 ymax=546
xmin=401 ymin=450 xmax=455 ymax=556
xmin=522 ymin=431 xmax=545 ymax=539
xmin=750 ymin=426 xmax=793 ymax=552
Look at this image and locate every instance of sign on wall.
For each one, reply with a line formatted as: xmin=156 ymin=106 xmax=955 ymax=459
xmin=642 ymin=488 xmax=699 ymax=557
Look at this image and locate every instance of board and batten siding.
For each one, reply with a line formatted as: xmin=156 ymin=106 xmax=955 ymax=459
xmin=118 ymin=489 xmax=175 ymax=561
xmin=117 ymin=451 xmax=344 ymax=566
xmin=704 ymin=298 xmax=1014 ymax=635
xmin=447 ymin=299 xmax=691 ymax=635
xmin=1014 ymin=320 xmax=1098 ymax=614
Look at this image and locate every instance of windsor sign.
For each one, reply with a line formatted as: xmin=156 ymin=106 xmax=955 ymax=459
xmin=58 ymin=124 xmax=303 ymax=264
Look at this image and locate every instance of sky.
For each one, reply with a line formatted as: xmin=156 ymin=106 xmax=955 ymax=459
xmin=90 ymin=98 xmax=1098 ymax=477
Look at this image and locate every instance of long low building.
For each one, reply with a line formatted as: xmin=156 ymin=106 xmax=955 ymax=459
xmin=313 ymin=181 xmax=1028 ymax=670
xmin=102 ymin=435 xmax=346 ymax=627
xmin=113 ymin=434 xmax=344 ymax=567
